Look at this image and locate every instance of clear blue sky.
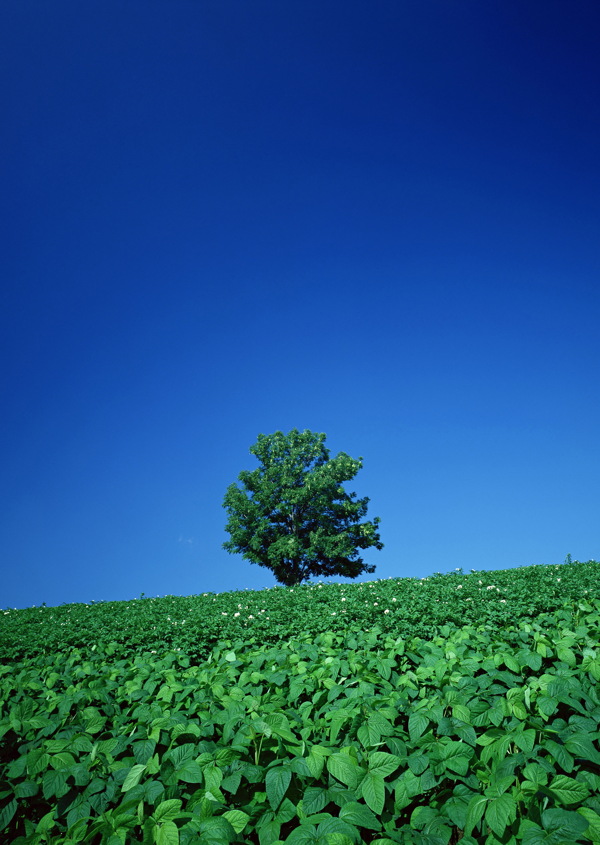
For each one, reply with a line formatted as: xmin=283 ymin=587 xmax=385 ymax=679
xmin=2 ymin=1 xmax=599 ymax=609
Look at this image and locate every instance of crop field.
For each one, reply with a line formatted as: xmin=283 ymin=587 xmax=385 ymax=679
xmin=1 ymin=561 xmax=600 ymax=845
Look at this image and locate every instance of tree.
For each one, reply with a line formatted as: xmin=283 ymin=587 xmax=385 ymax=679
xmin=222 ymin=429 xmax=383 ymax=586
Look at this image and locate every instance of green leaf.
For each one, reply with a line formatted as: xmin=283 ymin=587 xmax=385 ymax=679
xmin=14 ymin=780 xmax=38 ymax=798
xmin=322 ymin=835 xmax=353 ymax=845
xmin=198 ymin=817 xmax=236 ymax=842
xmin=155 ymin=819 xmax=179 ymax=845
xmin=485 ymin=794 xmax=517 ymax=837
xmin=302 ymin=787 xmax=328 ymax=816
xmin=368 ymin=752 xmax=401 ymax=778
xmin=340 ymin=801 xmax=381 ymax=830
xmin=504 ymin=654 xmax=520 ymax=673
xmin=367 ymin=712 xmax=395 ymax=738
xmin=576 ymin=807 xmax=600 ymax=842
xmin=543 ymin=739 xmax=574 ymax=773
xmin=361 ymin=771 xmax=385 ymax=815
xmin=285 ymin=823 xmax=318 ymax=844
xmin=166 ymin=743 xmax=196 ymax=767
xmin=203 ymin=763 xmax=224 ymax=794
xmin=133 ymin=740 xmax=156 ymax=765
xmin=538 ymin=695 xmax=558 ymax=717
xmin=542 ymin=808 xmax=589 ymax=838
xmin=264 ymin=713 xmax=297 ymax=743
xmin=565 ymin=733 xmax=600 ymax=764
xmin=514 ymin=729 xmax=536 ymax=755
xmin=440 ymin=741 xmax=470 ymax=775
xmin=306 ymin=747 xmax=328 ymax=779
xmin=0 ymin=800 xmax=17 ymax=832
xmin=464 ymin=795 xmax=487 ymax=836
xmin=556 ymin=646 xmax=576 ymax=666
xmin=521 ymin=823 xmax=548 ymax=845
xmin=122 ymin=764 xmax=147 ymax=792
xmin=153 ymin=799 xmax=182 ymax=823
xmin=257 ymin=819 xmax=281 ymax=845
xmin=67 ymin=800 xmax=92 ymax=829
xmin=277 ymin=797 xmax=297 ymax=825
xmin=50 ymin=751 xmax=76 ymax=769
xmin=522 ymin=651 xmax=543 ymax=671
xmin=27 ymin=751 xmax=50 ymax=776
xmin=266 ymin=767 xmax=292 ymax=810
xmin=223 ymin=810 xmax=249 ymax=833
xmin=145 ymin=780 xmax=165 ymax=804
xmin=411 ymin=805 xmax=437 ymax=829
xmin=408 ymin=712 xmax=429 ymax=741
xmin=522 ymin=763 xmax=548 ymax=786
xmin=42 ymin=768 xmax=68 ymax=799
xmin=548 ymin=775 xmax=590 ymax=805
xmin=84 ymin=716 xmax=106 ymax=734
xmin=454 ymin=722 xmax=477 ymax=746
xmin=316 ymin=817 xmax=357 ymax=840
xmin=175 ymin=759 xmax=204 ymax=784
xmin=327 ymin=754 xmax=360 ymax=790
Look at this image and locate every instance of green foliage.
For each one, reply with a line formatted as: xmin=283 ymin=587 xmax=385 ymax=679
xmin=1 ymin=561 xmax=600 ymax=843
xmin=222 ymin=429 xmax=383 ymax=586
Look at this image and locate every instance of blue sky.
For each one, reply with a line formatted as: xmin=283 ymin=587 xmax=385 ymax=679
xmin=2 ymin=1 xmax=599 ymax=609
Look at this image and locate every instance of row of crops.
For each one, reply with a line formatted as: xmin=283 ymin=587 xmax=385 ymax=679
xmin=1 ymin=561 xmax=596 ymax=663
xmin=1 ymin=561 xmax=600 ymax=843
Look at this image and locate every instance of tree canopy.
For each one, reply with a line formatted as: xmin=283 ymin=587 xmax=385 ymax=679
xmin=222 ymin=429 xmax=383 ymax=586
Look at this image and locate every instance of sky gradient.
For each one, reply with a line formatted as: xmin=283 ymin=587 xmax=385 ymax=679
xmin=2 ymin=1 xmax=599 ymax=609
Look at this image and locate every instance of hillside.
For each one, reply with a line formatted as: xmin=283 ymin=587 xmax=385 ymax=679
xmin=1 ymin=561 xmax=600 ymax=844
xmin=2 ymin=560 xmax=598 ymax=663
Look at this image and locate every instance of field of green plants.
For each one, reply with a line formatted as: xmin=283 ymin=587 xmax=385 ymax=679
xmin=1 ymin=560 xmax=600 ymax=845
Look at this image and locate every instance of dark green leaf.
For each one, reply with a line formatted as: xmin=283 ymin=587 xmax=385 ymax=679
xmin=361 ymin=771 xmax=385 ymax=815
xmin=340 ymin=801 xmax=381 ymax=830
xmin=327 ymin=754 xmax=360 ymax=790
xmin=266 ymin=767 xmax=292 ymax=810
xmin=0 ymin=800 xmax=17 ymax=832
xmin=485 ymin=794 xmax=517 ymax=837
xmin=542 ymin=808 xmax=589 ymax=837
xmin=548 ymin=775 xmax=589 ymax=805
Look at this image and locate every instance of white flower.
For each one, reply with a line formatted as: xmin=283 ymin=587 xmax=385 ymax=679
xmin=341 ymin=597 xmax=346 ymax=601
xmin=487 ymin=585 xmax=495 ymax=590
xmin=500 ymin=599 xmax=507 ymax=603
xmin=384 ymin=609 xmax=390 ymax=614
xmin=392 ymin=597 xmax=397 ymax=602
xmin=234 ymin=612 xmax=240 ymax=617
xmin=456 ymin=585 xmax=463 ymax=589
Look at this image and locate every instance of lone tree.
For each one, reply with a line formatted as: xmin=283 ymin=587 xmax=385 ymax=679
xmin=222 ymin=429 xmax=383 ymax=586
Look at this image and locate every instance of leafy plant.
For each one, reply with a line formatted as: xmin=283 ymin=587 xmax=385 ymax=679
xmin=222 ymin=429 xmax=383 ymax=586
xmin=1 ymin=561 xmax=600 ymax=843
